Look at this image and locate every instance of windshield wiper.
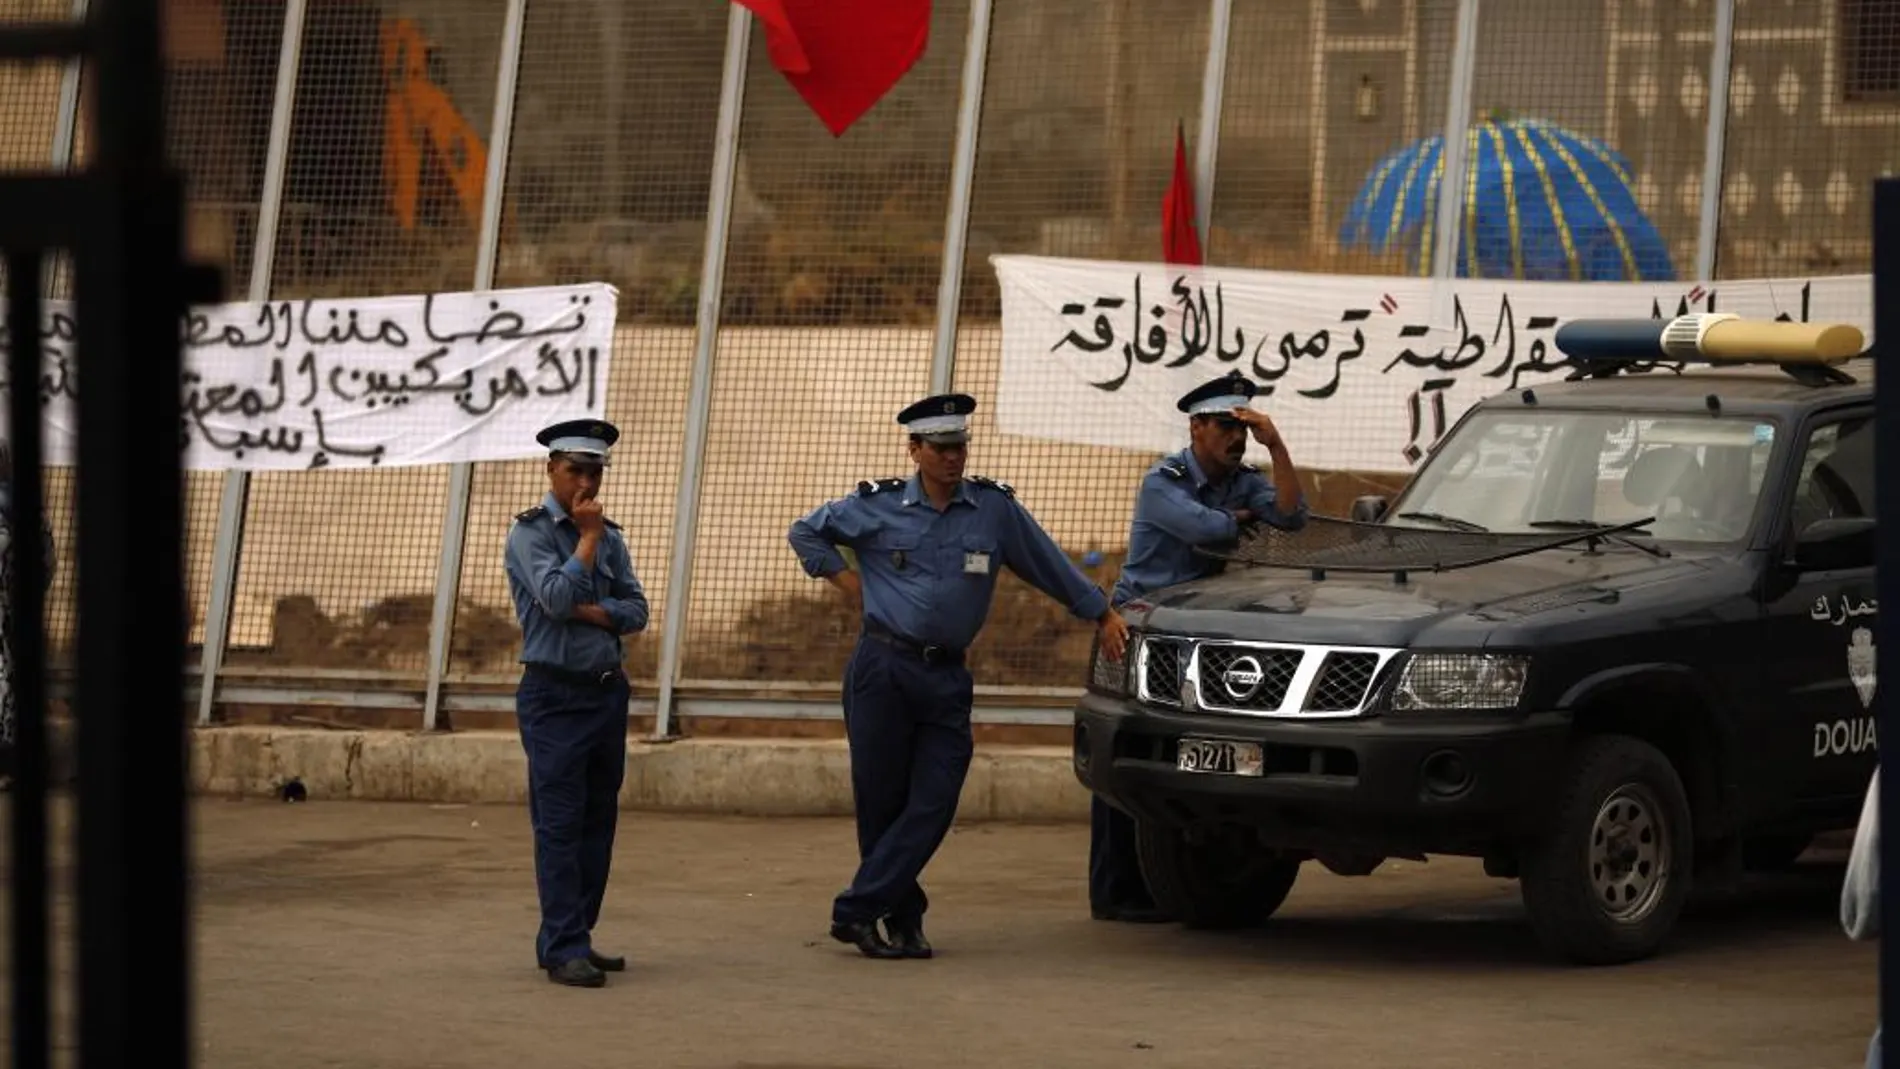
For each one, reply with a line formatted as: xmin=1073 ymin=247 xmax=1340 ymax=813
xmin=1527 ymin=519 xmax=1670 ymax=558
xmin=1526 ymin=519 xmax=1652 ymax=531
xmin=1393 ymin=511 xmax=1490 ymax=533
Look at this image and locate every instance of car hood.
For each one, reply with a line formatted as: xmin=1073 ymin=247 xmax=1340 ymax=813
xmin=1128 ymin=545 xmax=1720 ymax=647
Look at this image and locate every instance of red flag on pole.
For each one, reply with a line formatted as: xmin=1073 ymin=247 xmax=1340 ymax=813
xmin=734 ymin=0 xmax=932 ymax=137
xmin=1162 ymin=121 xmax=1204 ymax=265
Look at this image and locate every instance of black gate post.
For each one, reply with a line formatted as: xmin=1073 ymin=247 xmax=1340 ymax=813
xmin=7 ymin=233 xmax=49 ymax=1069
xmin=0 ymin=1 xmax=218 ymax=1067
xmin=1874 ymin=175 xmax=1897 ymax=1069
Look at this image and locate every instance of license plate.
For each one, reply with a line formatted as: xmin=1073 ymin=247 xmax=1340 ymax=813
xmin=1176 ymin=737 xmax=1264 ymax=777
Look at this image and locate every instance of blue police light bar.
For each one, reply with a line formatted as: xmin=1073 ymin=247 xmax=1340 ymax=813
xmin=1556 ymin=313 xmax=1866 ymax=366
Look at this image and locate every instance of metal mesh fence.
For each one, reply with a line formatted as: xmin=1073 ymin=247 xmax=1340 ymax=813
xmin=1466 ymin=0 xmax=1709 ymax=281
xmin=949 ymin=0 xmax=1212 ymax=690
xmin=163 ymin=0 xmax=291 ymax=666
xmin=222 ymin=0 xmax=504 ymax=680
xmin=673 ymin=0 xmax=971 ymax=690
xmin=0 ymin=0 xmax=67 ymax=171
xmin=1205 ymin=0 xmax=1469 ymax=544
xmin=1714 ymin=0 xmax=1899 ymax=279
xmin=25 ymin=0 xmax=286 ymax=673
xmin=0 ymin=0 xmax=1888 ymax=721
xmin=1212 ymin=0 xmax=1460 ymax=275
xmin=450 ymin=0 xmax=727 ymax=688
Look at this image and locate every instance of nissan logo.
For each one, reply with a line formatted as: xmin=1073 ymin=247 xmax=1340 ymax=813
xmin=1222 ymin=655 xmax=1265 ymax=700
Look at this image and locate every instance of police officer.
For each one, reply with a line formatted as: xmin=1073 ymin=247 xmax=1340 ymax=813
xmin=1089 ymin=371 xmax=1308 ymax=922
xmin=503 ymin=418 xmax=650 ymax=988
xmin=789 ymin=392 xmax=1130 ymax=959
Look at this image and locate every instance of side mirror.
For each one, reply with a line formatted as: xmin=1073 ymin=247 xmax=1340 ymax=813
xmin=1793 ymin=515 xmax=1876 ymax=570
xmin=1350 ymin=495 xmax=1389 ymax=523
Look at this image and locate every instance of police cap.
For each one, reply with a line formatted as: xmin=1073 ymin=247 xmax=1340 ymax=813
xmin=897 ymin=393 xmax=976 ymax=445
xmin=1176 ymin=371 xmax=1260 ymax=418
xmin=536 ymin=418 xmax=619 ymax=466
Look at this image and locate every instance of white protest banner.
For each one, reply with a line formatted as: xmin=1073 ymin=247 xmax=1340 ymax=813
xmin=992 ymin=254 xmax=1873 ymax=474
xmin=0 ymin=281 xmax=617 ymax=471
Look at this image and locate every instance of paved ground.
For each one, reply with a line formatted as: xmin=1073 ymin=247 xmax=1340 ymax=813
xmin=6 ymin=797 xmax=1881 ymax=1068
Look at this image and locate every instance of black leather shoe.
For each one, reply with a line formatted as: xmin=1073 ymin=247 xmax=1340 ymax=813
xmin=885 ymin=919 xmax=932 ymax=959
xmin=546 ymin=957 xmax=607 ymax=988
xmin=588 ymin=950 xmax=626 ymax=972
xmin=829 ymin=918 xmax=905 ymax=959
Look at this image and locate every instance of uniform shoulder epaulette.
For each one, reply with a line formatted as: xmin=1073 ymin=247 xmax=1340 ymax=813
xmin=968 ymin=474 xmax=1015 ymax=497
xmin=1157 ymin=461 xmax=1188 ymax=479
xmin=603 ymin=517 xmax=621 ymax=530
xmin=1238 ymin=461 xmax=1259 ymax=473
xmin=513 ymin=505 xmax=548 ymax=523
xmin=856 ymin=477 xmax=907 ymax=497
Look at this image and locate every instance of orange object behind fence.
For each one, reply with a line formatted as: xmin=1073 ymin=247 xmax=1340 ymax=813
xmin=380 ymin=17 xmax=487 ymax=232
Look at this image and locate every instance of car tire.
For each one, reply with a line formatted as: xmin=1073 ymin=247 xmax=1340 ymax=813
xmin=1518 ymin=734 xmax=1694 ymax=966
xmin=1134 ymin=821 xmax=1302 ymax=930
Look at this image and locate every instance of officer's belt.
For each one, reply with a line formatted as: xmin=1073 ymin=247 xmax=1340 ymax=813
xmin=862 ymin=621 xmax=965 ymax=665
xmin=524 ymin=663 xmax=626 ymax=688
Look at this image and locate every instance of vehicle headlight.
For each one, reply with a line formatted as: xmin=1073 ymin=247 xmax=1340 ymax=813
xmin=1089 ymin=635 xmax=1133 ymax=695
xmin=1390 ymin=653 xmax=1529 ymax=711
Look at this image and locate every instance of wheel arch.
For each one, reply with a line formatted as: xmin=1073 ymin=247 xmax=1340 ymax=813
xmin=1554 ymin=663 xmax=1738 ymax=843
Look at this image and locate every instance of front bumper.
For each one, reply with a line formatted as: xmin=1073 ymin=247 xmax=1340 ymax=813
xmin=1074 ymin=691 xmax=1572 ymax=857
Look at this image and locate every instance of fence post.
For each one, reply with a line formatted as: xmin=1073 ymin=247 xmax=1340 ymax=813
xmin=1693 ymin=0 xmax=1735 ymax=282
xmin=1194 ymin=0 xmax=1233 ymax=246
xmin=420 ymin=0 xmax=530 ymax=732
xmin=649 ymin=3 xmax=752 ymax=739
xmin=1428 ymin=0 xmax=1480 ymax=283
xmin=48 ymin=0 xmax=87 ymax=170
xmin=927 ymin=0 xmax=995 ymax=394
xmin=194 ymin=0 xmax=308 ymax=727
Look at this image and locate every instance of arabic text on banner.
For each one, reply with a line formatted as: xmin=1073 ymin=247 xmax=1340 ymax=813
xmin=0 ymin=281 xmax=618 ymax=472
xmin=992 ymin=254 xmax=1872 ymax=474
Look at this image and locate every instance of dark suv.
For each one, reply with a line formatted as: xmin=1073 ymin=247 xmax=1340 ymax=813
xmin=1076 ymin=320 xmax=1877 ymax=965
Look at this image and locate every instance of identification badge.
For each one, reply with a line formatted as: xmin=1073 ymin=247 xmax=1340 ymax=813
xmin=963 ymin=551 xmax=991 ymax=575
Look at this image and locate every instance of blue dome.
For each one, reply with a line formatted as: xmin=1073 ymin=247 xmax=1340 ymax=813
xmin=1338 ymin=117 xmax=1676 ymax=283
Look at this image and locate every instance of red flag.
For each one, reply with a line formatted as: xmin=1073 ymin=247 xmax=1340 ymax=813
xmin=1162 ymin=122 xmax=1204 ymax=265
xmin=735 ymin=0 xmax=932 ymax=137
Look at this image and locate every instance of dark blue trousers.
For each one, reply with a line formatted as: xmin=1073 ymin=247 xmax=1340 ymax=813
xmin=1088 ymin=795 xmax=1153 ymax=911
xmin=832 ymin=635 xmax=975 ymax=927
xmin=515 ymin=666 xmax=631 ymax=967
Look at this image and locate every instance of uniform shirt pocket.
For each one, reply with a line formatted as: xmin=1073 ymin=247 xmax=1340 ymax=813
xmin=867 ymin=531 xmax=924 ymax=575
xmin=956 ymin=533 xmax=999 ymax=578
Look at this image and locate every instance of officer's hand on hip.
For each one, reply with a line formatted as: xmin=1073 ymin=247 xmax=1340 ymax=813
xmin=1097 ymin=608 xmax=1130 ymax=663
xmin=572 ymin=496 xmax=606 ymax=534
xmin=828 ymin=569 xmax=864 ymax=614
xmin=1229 ymin=406 xmax=1283 ymax=450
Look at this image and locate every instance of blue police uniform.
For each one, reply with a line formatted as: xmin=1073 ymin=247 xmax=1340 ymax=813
xmin=1092 ymin=373 xmax=1309 ymax=919
xmin=503 ymin=418 xmax=649 ymax=987
xmin=788 ymin=392 xmax=1112 ymax=958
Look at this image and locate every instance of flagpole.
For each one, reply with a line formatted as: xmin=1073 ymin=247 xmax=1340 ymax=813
xmin=1693 ymin=0 xmax=1735 ymax=282
xmin=1193 ymin=0 xmax=1233 ymax=244
xmin=929 ymin=0 xmax=994 ymax=395
xmin=1428 ymin=0 xmax=1480 ymax=284
xmin=652 ymin=3 xmax=753 ymax=739
xmin=421 ymin=0 xmax=528 ymax=732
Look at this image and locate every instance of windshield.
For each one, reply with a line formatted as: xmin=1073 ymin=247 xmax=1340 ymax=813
xmin=1386 ymin=409 xmax=1777 ymax=544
